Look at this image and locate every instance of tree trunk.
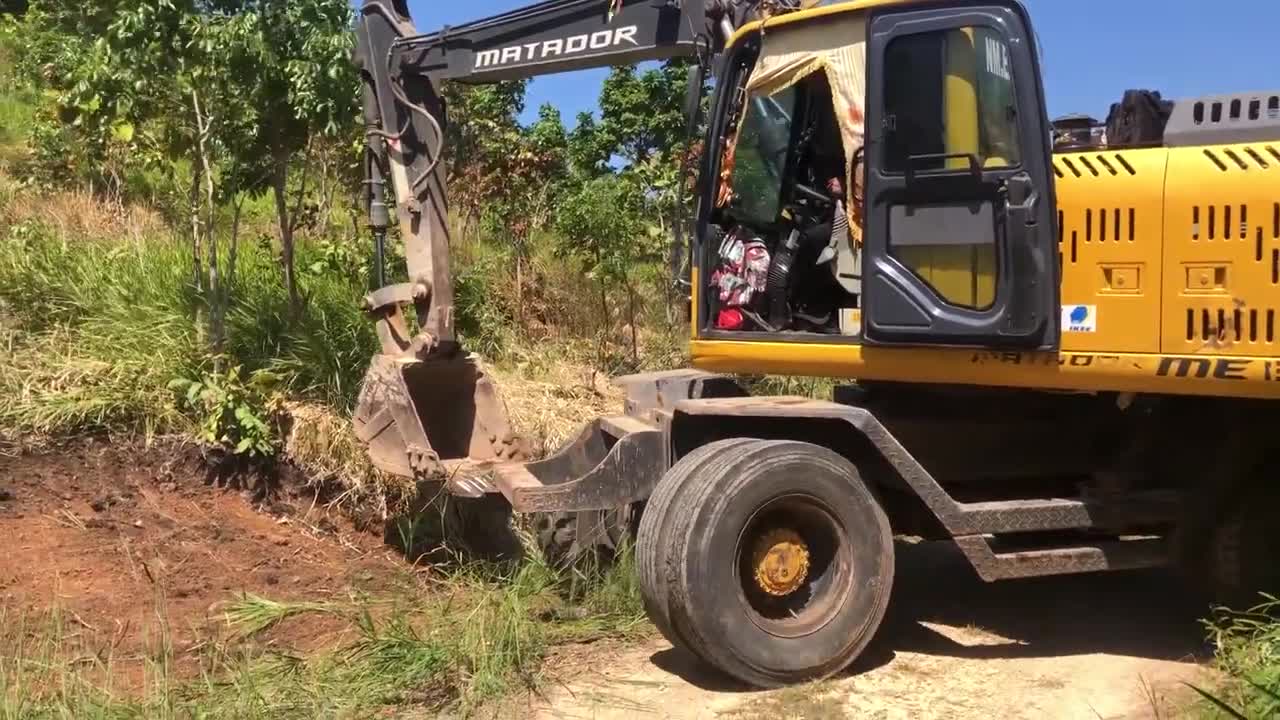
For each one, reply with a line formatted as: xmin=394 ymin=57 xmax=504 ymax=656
xmin=228 ymin=193 xmax=245 ymax=291
xmin=271 ymin=163 xmax=301 ymax=322
xmin=626 ymin=279 xmax=639 ymax=366
xmin=515 ymin=254 xmax=524 ymax=326
xmin=188 ymin=164 xmax=203 ymax=294
xmin=192 ymin=89 xmax=223 ymax=357
xmin=597 ymin=279 xmax=610 ymax=369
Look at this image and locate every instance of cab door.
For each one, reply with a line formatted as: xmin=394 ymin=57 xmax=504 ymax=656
xmin=862 ymin=3 xmax=1060 ymax=349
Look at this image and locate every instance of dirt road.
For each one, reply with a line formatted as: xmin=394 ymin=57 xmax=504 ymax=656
xmin=520 ymin=541 xmax=1212 ymax=720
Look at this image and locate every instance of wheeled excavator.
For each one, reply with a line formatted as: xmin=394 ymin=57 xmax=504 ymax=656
xmin=355 ymin=0 xmax=1280 ymax=688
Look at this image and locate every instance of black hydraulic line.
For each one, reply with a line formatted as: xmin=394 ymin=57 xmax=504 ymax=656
xmin=767 ymin=228 xmax=800 ymax=328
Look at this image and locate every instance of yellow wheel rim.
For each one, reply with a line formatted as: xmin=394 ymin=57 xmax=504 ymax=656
xmin=751 ymin=528 xmax=810 ymax=597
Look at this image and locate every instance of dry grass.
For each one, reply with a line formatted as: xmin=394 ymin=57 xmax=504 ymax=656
xmin=487 ymin=352 xmax=626 ymax=457
xmin=280 ymin=401 xmax=416 ymax=518
xmin=719 ymin=683 xmax=850 ymax=720
xmin=0 ymin=325 xmax=192 ymax=447
xmin=1 ymin=186 xmax=168 ymax=244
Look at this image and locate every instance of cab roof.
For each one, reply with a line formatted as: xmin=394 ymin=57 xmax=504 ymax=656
xmin=729 ymin=0 xmax=1024 ymax=48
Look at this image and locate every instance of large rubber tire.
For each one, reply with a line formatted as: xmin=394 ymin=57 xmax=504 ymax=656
xmin=636 ymin=438 xmax=762 ymax=650
xmin=662 ymin=439 xmax=894 ymax=688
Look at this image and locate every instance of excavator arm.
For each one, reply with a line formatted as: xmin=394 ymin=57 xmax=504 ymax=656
xmin=352 ymin=0 xmax=749 ymax=481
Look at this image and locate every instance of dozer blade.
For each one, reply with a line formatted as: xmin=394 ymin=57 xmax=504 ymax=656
xmin=353 ymin=353 xmax=526 ymax=480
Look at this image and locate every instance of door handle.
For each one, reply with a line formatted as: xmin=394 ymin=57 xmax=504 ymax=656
xmin=1005 ymin=171 xmax=1039 ymax=224
xmin=905 ymin=152 xmax=983 ymax=185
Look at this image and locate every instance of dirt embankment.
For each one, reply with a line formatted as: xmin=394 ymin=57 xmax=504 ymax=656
xmin=0 ymin=438 xmax=407 ymax=683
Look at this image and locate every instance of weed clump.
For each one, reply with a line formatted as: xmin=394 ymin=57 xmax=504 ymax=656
xmin=1193 ymin=596 xmax=1280 ymax=718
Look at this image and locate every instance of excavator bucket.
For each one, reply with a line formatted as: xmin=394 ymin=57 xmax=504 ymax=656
xmin=353 ymin=352 xmax=525 ymax=480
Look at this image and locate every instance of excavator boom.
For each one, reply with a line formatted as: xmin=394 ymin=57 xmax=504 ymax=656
xmin=352 ymin=0 xmax=745 ymax=481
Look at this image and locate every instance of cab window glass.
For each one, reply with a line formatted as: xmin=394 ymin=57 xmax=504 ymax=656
xmin=727 ymin=86 xmax=799 ymax=225
xmin=883 ymin=26 xmax=1020 ymax=173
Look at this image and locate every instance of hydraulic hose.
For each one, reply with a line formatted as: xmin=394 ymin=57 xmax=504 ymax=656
xmin=385 ymin=44 xmax=446 ymax=183
xmin=767 ymin=228 xmax=801 ymax=329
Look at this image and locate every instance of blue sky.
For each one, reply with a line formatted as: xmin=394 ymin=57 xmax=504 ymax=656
xmin=406 ymin=0 xmax=1280 ymax=127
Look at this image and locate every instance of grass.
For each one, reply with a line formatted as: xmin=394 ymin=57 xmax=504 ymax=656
xmin=220 ymin=595 xmax=348 ymax=637
xmin=1193 ymin=596 xmax=1280 ymax=718
xmin=0 ymin=176 xmax=681 ymax=490
xmin=0 ymin=540 xmax=647 ymax=719
xmin=280 ymin=400 xmax=418 ymax=517
xmin=0 ymin=36 xmax=35 ymax=171
xmin=0 ymin=207 xmax=376 ymax=438
xmin=0 ymin=227 xmax=200 ymax=445
xmin=0 ymin=183 xmax=678 ymax=501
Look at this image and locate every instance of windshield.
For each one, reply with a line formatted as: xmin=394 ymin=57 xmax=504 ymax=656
xmin=727 ymin=86 xmax=798 ymax=226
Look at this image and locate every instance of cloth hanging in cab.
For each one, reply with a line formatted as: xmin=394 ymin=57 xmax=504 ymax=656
xmin=744 ymin=14 xmax=868 ymax=244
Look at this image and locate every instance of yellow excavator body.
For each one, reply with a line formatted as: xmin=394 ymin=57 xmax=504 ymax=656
xmin=689 ymin=138 xmax=1280 ymax=400
xmin=689 ymin=2 xmax=1280 ymax=400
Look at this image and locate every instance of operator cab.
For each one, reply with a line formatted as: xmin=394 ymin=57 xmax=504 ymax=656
xmin=710 ymin=68 xmax=855 ymax=335
xmin=696 ymin=2 xmax=1061 ymax=351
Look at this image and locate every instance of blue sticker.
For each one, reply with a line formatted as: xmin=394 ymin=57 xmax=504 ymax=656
xmin=1062 ymin=305 xmax=1097 ymax=333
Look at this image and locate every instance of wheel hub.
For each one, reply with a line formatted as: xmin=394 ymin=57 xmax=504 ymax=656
xmin=752 ymin=528 xmax=810 ymax=597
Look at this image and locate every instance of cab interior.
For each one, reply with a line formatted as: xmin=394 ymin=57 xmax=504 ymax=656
xmin=700 ymin=18 xmax=1019 ymax=340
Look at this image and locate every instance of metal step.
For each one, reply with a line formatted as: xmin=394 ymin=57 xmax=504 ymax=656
xmin=955 ymin=535 xmax=1168 ymax=581
xmin=950 ymin=490 xmax=1181 ymax=535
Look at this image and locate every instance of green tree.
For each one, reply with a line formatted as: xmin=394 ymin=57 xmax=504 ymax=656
xmin=596 ymin=62 xmax=691 ymax=168
xmin=584 ymin=61 xmax=697 ymax=260
xmin=566 ymin=111 xmax=612 ymax=178
xmin=15 ymin=0 xmax=359 ymax=345
xmin=442 ymin=80 xmax=528 ymax=232
xmin=554 ymin=173 xmax=662 ymax=365
xmin=226 ymin=0 xmax=359 ymax=320
xmin=443 ymin=82 xmax=572 ymax=322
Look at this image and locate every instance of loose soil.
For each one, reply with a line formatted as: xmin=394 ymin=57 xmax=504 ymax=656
xmin=517 ymin=541 xmax=1215 ymax=720
xmin=0 ymin=437 xmax=409 ymax=687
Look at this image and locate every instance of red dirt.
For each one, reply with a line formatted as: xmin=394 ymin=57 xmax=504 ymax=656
xmin=0 ymin=437 xmax=409 ymax=684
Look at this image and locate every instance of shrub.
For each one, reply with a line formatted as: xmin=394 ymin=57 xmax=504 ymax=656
xmin=170 ymin=364 xmax=282 ymax=458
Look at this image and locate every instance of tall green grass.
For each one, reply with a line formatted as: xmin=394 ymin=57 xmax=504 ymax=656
xmin=0 ymin=208 xmax=660 ymax=443
xmin=0 ymin=218 xmax=383 ymax=439
xmin=0 ymin=221 xmax=201 ymax=438
xmin=0 ymin=31 xmax=35 ymax=169
xmin=1195 ymin=597 xmax=1280 ymax=718
xmin=222 ymin=237 xmax=379 ymax=412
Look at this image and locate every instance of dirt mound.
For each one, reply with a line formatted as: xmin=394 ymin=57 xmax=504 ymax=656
xmin=0 ymin=438 xmax=406 ymax=685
